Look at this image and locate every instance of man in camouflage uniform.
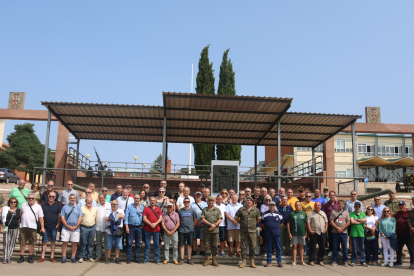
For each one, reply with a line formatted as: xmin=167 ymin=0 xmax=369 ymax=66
xmin=384 ymin=190 xmax=399 ymax=214
xmin=235 ymin=196 xmax=261 ymax=268
xmin=201 ymin=196 xmax=222 ymax=267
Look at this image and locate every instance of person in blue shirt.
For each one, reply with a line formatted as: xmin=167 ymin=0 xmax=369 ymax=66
xmin=277 ymin=196 xmax=294 ymax=256
xmin=125 ymin=194 xmax=145 ymax=264
xmin=60 ymin=194 xmax=82 ymax=264
xmin=191 ymin=192 xmax=208 ymax=255
xmin=261 ymin=201 xmax=284 ymax=267
xmin=311 ymin=189 xmax=326 ymax=209
xmin=78 ymin=189 xmax=97 ymax=207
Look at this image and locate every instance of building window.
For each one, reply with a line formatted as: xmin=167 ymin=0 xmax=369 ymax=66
xmin=406 ymin=146 xmax=413 ymax=157
xmin=358 ymin=143 xmax=375 ymax=156
xmin=335 ymin=140 xmax=345 ymax=152
xmin=335 ymin=163 xmax=353 ymax=178
xmin=297 ymin=145 xmax=323 ymax=152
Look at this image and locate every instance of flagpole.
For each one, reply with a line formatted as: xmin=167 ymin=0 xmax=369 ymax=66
xmin=189 ymin=64 xmax=193 ymax=174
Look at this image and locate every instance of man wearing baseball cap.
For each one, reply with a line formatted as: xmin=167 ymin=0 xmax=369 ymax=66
xmin=191 ymin=191 xmax=207 ymax=256
xmin=349 ymin=201 xmax=368 ymax=267
xmin=394 ymin=200 xmax=414 ymax=269
xmin=261 ymin=201 xmax=284 ymax=267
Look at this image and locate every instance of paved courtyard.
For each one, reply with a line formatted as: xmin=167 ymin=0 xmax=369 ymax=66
xmin=1 ymin=259 xmax=413 ymax=276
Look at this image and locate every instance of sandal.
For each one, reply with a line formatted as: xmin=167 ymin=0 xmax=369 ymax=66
xmin=3 ymin=259 xmax=7 ymax=264
xmin=229 ymin=252 xmax=233 ymax=257
xmin=7 ymin=259 xmax=11 ymax=264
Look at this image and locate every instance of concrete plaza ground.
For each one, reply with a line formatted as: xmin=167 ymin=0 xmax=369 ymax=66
xmin=1 ymin=259 xmax=413 ymax=276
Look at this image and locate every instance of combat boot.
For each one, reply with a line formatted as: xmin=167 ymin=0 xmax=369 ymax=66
xmin=212 ymin=256 xmax=219 ymax=267
xmin=203 ymin=256 xmax=210 ymax=266
xmin=239 ymin=258 xmax=247 ymax=268
xmin=250 ymin=258 xmax=256 ymax=268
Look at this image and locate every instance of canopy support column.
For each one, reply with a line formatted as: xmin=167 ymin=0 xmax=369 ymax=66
xmin=161 ymin=115 xmax=167 ymax=180
xmin=277 ymin=120 xmax=281 ymax=191
xmin=352 ymin=122 xmax=357 ymax=191
xmin=42 ymin=111 xmax=51 ymax=193
xmin=74 ymin=138 xmax=80 ymax=184
xmin=254 ymin=145 xmax=257 ymax=187
xmin=312 ymin=147 xmax=316 ymax=191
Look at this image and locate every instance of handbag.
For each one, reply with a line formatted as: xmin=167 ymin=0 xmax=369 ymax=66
xmin=365 ymin=229 xmax=375 ymax=240
xmin=2 ymin=211 xmax=16 ymax=234
xmin=115 ymin=226 xmax=124 ymax=237
xmin=258 ymin=236 xmax=263 ymax=245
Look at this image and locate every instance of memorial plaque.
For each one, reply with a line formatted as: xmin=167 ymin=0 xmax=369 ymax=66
xmin=365 ymin=107 xmax=381 ymax=124
xmin=211 ymin=160 xmax=239 ymax=195
xmin=8 ymin=92 xmax=26 ymax=109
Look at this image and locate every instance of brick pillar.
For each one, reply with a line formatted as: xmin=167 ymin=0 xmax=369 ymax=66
xmin=323 ymin=138 xmax=335 ymax=192
xmin=54 ymin=122 xmax=69 ymax=186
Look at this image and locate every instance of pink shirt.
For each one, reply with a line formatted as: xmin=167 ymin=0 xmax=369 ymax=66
xmin=162 ymin=212 xmax=180 ymax=231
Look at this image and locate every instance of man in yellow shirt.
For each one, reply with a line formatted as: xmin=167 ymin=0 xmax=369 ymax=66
xmin=280 ymin=189 xmax=298 ymax=211
xmin=81 ymin=183 xmax=99 ymax=202
xmin=301 ymin=192 xmax=315 ymax=215
xmin=79 ymin=197 xmax=97 ymax=262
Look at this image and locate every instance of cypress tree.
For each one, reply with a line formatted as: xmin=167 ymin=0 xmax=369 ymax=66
xmin=216 ymin=49 xmax=242 ymax=163
xmin=194 ymin=45 xmax=216 ymax=174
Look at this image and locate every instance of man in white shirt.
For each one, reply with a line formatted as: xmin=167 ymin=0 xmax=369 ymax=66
xmin=58 ymin=181 xmax=80 ymax=205
xmin=95 ymin=194 xmax=111 ymax=261
xmin=225 ymin=194 xmax=243 ymax=257
xmin=176 ymin=187 xmax=195 ymax=210
xmin=214 ymin=195 xmax=227 ymax=256
xmin=18 ymin=193 xmax=45 ymax=263
xmin=116 ymin=189 xmax=134 ymax=251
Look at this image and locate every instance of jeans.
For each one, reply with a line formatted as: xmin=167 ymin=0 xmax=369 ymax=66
xmin=364 ymin=231 xmax=379 ymax=262
xmin=332 ymin=233 xmax=348 ymax=263
xmin=95 ymin=231 xmax=107 ymax=259
xmin=396 ymin=233 xmax=414 ymax=265
xmin=127 ymin=225 xmax=142 ymax=261
xmin=144 ymin=230 xmax=160 ymax=262
xmin=309 ymin=233 xmax=326 ymax=263
xmin=351 ymin=237 xmax=365 ymax=264
xmin=266 ymin=235 xmax=282 ymax=264
xmin=79 ymin=225 xmax=95 ymax=260
xmin=164 ymin=231 xmax=178 ymax=261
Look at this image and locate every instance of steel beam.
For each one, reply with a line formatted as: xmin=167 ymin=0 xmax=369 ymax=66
xmin=74 ymin=138 xmax=80 ymax=184
xmin=277 ymin=120 xmax=281 ymax=191
xmin=352 ymin=123 xmax=357 ymax=191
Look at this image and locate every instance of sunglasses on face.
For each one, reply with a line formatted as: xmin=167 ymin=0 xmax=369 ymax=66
xmin=111 ymin=204 xmax=118 ymax=206
xmin=384 ymin=211 xmax=390 ymax=213
xmin=306 ymin=196 xmax=312 ymax=198
xmin=10 ymin=201 xmax=17 ymax=204
xmin=86 ymin=192 xmax=91 ymax=194
xmin=367 ymin=209 xmax=373 ymax=211
xmin=265 ymin=199 xmax=271 ymax=201
xmin=159 ymin=191 xmax=165 ymax=193
xmin=49 ymin=196 xmax=55 ymax=198
xmin=239 ymin=193 xmax=244 ymax=195
xmin=102 ymin=190 xmax=108 ymax=192
xmin=222 ymin=193 xmax=228 ymax=195
xmin=374 ymin=199 xmax=380 ymax=201
xmin=48 ymin=185 xmax=54 ymax=187
xmin=351 ymin=194 xmax=357 ymax=195
xmin=28 ymin=198 xmax=35 ymax=200
xmin=144 ymin=186 xmax=149 ymax=189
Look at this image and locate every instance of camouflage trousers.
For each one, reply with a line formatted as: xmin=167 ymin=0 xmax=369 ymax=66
xmin=204 ymin=232 xmax=219 ymax=257
xmin=241 ymin=232 xmax=256 ymax=259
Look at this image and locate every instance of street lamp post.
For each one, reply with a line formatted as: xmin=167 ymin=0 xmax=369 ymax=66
xmin=133 ymin=156 xmax=137 ymax=177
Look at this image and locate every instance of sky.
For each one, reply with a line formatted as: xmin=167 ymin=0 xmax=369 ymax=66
xmin=1 ymin=1 xmax=413 ymax=173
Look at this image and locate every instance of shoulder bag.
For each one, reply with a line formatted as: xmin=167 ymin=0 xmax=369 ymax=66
xmin=28 ymin=204 xmax=43 ymax=235
xmin=194 ymin=202 xmax=204 ymax=211
xmin=60 ymin=205 xmax=75 ymax=232
xmin=2 ymin=211 xmax=16 ymax=234
xmin=18 ymin=189 xmax=28 ymax=201
xmin=166 ymin=212 xmax=176 ymax=225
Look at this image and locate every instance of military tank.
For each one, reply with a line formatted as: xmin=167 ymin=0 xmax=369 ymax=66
xmin=396 ymin=172 xmax=414 ymax=192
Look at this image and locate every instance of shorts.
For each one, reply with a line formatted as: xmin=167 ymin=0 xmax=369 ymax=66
xmin=43 ymin=228 xmax=58 ymax=242
xmin=179 ymin=232 xmax=194 ymax=246
xmin=194 ymin=226 xmax=204 ymax=240
xmin=61 ymin=228 xmax=80 ymax=243
xmin=106 ymin=234 xmax=123 ymax=250
xmin=218 ymin=226 xmax=226 ymax=242
xmin=227 ymin=229 xmax=241 ymax=243
xmin=291 ymin=236 xmax=306 ymax=245
xmin=19 ymin=227 xmax=37 ymax=245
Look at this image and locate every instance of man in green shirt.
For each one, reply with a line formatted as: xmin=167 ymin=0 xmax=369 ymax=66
xmin=349 ymin=201 xmax=368 ymax=267
xmin=9 ymin=179 xmax=30 ymax=208
xmin=200 ymin=196 xmax=222 ymax=267
xmin=235 ymin=196 xmax=261 ymax=268
xmin=288 ymin=201 xmax=307 ymax=266
xmin=384 ymin=190 xmax=399 ymax=214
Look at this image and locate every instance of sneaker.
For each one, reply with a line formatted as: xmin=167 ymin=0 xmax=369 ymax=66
xmin=78 ymin=258 xmax=84 ymax=263
xmin=292 ymin=262 xmax=296 ymax=266
xmin=393 ymin=262 xmax=402 ymax=267
xmin=389 ymin=263 xmax=394 ymax=267
xmin=328 ymin=251 xmax=332 ymax=257
xmin=71 ymin=257 xmax=77 ymax=264
xmin=344 ymin=263 xmax=348 ymax=267
xmin=362 ymin=262 xmax=368 ymax=267
xmin=88 ymin=258 xmax=95 ymax=262
xmin=61 ymin=257 xmax=67 ymax=264
xmin=127 ymin=259 xmax=131 ymax=264
xmin=105 ymin=258 xmax=111 ymax=264
xmin=135 ymin=260 xmax=142 ymax=264
xmin=332 ymin=262 xmax=337 ymax=266
xmin=350 ymin=263 xmax=355 ymax=267
xmin=179 ymin=259 xmax=184 ymax=265
xmin=277 ymin=263 xmax=283 ymax=268
xmin=115 ymin=258 xmax=121 ymax=265
xmin=188 ymin=259 xmax=194 ymax=265
xmin=320 ymin=262 xmax=324 ymax=266
xmin=301 ymin=262 xmax=306 ymax=266
xmin=409 ymin=264 xmax=414 ymax=269
xmin=143 ymin=261 xmax=148 ymax=264
xmin=220 ymin=251 xmax=225 ymax=257
xmin=28 ymin=256 xmax=34 ymax=264
xmin=95 ymin=258 xmax=100 ymax=262
xmin=264 ymin=263 xmax=272 ymax=267
xmin=338 ymin=252 xmax=343 ymax=257
xmin=381 ymin=262 xmax=388 ymax=267
xmin=156 ymin=260 xmax=161 ymax=265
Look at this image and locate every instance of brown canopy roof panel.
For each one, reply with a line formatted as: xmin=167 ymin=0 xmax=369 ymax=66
xmin=41 ymin=92 xmax=361 ymax=147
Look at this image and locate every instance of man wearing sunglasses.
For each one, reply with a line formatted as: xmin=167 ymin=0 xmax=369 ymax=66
xmin=142 ymin=183 xmax=153 ymax=198
xmin=78 ymin=189 xmax=97 ymax=207
xmin=18 ymin=193 xmax=45 ymax=263
xmin=58 ymin=181 xmax=80 ymax=205
xmin=154 ymin=180 xmax=173 ymax=200
xmin=38 ymin=191 xmax=61 ymax=263
xmin=40 ymin=180 xmax=60 ymax=204
xmin=177 ymin=197 xmax=197 ymax=265
xmin=101 ymin=187 xmax=111 ymax=202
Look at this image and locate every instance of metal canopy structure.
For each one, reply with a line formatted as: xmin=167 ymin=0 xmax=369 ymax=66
xmin=41 ymin=92 xmax=361 ymax=148
xmin=40 ymin=91 xmax=362 ymax=191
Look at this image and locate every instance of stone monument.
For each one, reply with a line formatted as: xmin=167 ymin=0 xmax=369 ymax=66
xmin=211 ymin=160 xmax=239 ymax=195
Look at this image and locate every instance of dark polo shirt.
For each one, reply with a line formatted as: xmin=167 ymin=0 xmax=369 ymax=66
xmin=41 ymin=201 xmax=62 ymax=229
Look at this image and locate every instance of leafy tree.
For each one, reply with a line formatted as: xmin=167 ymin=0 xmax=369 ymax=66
xmin=194 ymin=45 xmax=216 ymax=173
xmin=0 ymin=123 xmax=54 ymax=173
xmin=150 ymin=153 xmax=166 ymax=177
xmin=216 ymin=48 xmax=242 ymax=163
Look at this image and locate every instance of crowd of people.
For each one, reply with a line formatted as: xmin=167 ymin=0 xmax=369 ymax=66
xmin=1 ymin=179 xmax=414 ymax=269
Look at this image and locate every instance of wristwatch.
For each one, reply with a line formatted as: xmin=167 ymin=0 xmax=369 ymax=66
xmin=209 ymin=223 xmax=212 ymax=227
